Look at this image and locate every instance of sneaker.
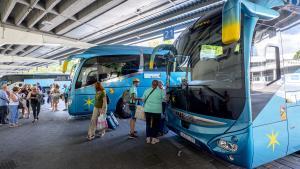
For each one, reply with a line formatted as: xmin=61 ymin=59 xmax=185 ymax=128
xmin=101 ymin=131 xmax=106 ymax=137
xmin=146 ymin=137 xmax=151 ymax=144
xmin=128 ymin=133 xmax=138 ymax=139
xmin=151 ymin=138 xmax=160 ymax=144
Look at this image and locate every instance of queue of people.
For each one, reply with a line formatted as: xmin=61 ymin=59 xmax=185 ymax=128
xmin=0 ymin=82 xmax=70 ymax=127
xmin=87 ymin=79 xmax=166 ymax=145
xmin=47 ymin=83 xmax=69 ymax=112
xmin=0 ymin=83 xmax=43 ymax=127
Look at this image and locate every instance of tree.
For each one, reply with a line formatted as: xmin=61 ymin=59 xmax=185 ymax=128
xmin=294 ymin=50 xmax=300 ymax=60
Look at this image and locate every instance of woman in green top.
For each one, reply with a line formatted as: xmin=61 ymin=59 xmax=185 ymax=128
xmin=142 ymin=80 xmax=165 ymax=144
xmin=87 ymin=82 xmax=107 ymax=140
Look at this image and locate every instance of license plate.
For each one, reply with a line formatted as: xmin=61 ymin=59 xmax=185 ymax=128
xmin=180 ymin=132 xmax=195 ymax=144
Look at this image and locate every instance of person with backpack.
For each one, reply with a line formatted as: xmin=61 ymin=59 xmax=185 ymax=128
xmin=87 ymin=82 xmax=108 ymax=140
xmin=19 ymin=85 xmax=29 ymax=119
xmin=9 ymin=86 xmax=20 ymax=128
xmin=142 ymin=80 xmax=165 ymax=144
xmin=0 ymin=84 xmax=9 ymax=126
xmin=128 ymin=78 xmax=141 ymax=139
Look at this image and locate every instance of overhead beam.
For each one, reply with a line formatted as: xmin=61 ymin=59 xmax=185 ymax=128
xmin=15 ymin=0 xmax=39 ymax=25
xmin=0 ymin=0 xmax=17 ymax=22
xmin=0 ymin=64 xmax=31 ymax=69
xmin=0 ymin=54 xmax=59 ymax=63
xmin=39 ymin=0 xmax=96 ymax=32
xmin=89 ymin=0 xmax=223 ymax=44
xmin=0 ymin=25 xmax=95 ymax=49
xmin=27 ymin=0 xmax=61 ymax=28
xmin=54 ymin=0 xmax=125 ymax=35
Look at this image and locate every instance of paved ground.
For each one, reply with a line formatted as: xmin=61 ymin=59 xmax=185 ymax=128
xmin=0 ymin=102 xmax=300 ymax=169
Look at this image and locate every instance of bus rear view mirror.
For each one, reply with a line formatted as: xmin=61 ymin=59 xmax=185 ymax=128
xmin=62 ymin=60 xmax=69 ymax=73
xmin=222 ymin=0 xmax=241 ymax=45
xmin=150 ymin=44 xmax=178 ymax=70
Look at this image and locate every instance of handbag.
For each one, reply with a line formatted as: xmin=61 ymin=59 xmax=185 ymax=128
xmin=97 ymin=114 xmax=108 ymax=130
xmin=135 ymin=105 xmax=145 ymax=120
xmin=134 ymin=88 xmax=156 ymax=120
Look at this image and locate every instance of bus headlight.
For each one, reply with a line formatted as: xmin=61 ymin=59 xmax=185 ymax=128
xmin=217 ymin=139 xmax=238 ymax=152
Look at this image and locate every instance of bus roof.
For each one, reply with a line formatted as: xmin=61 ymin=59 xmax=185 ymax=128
xmin=68 ymin=45 xmax=156 ymax=60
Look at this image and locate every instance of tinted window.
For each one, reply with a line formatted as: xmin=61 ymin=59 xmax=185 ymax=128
xmin=170 ymin=10 xmax=245 ymax=120
xmin=75 ymin=55 xmax=140 ymax=89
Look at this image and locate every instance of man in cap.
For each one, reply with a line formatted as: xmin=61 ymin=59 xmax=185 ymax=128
xmin=128 ymin=78 xmax=141 ymax=138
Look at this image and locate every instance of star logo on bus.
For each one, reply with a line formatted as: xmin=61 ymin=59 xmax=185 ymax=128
xmin=267 ymin=131 xmax=280 ymax=152
xmin=84 ymin=97 xmax=94 ymax=108
xmin=109 ymin=88 xmax=114 ymax=94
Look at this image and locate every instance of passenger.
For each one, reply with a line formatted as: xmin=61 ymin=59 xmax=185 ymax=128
xmin=27 ymin=86 xmax=41 ymax=123
xmin=36 ymin=83 xmax=42 ymax=93
xmin=47 ymin=84 xmax=53 ymax=106
xmin=63 ymin=84 xmax=69 ymax=111
xmin=19 ymin=85 xmax=29 ymax=119
xmin=128 ymin=78 xmax=141 ymax=139
xmin=9 ymin=86 xmax=20 ymax=128
xmin=51 ymin=84 xmax=60 ymax=112
xmin=142 ymin=80 xmax=165 ymax=144
xmin=158 ymin=81 xmax=167 ymax=114
xmin=87 ymin=82 xmax=108 ymax=140
xmin=0 ymin=84 xmax=9 ymax=125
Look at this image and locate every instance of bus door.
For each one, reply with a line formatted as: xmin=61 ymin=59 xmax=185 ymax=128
xmin=281 ymin=22 xmax=300 ymax=154
xmin=250 ymin=21 xmax=289 ymax=165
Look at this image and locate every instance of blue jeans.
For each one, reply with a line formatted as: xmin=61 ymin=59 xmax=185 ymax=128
xmin=9 ymin=105 xmax=19 ymax=125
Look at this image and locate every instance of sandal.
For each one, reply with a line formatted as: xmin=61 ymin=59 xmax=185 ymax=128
xmin=87 ymin=135 xmax=95 ymax=141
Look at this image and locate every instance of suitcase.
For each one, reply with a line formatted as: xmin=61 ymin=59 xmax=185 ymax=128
xmin=106 ymin=115 xmax=117 ymax=129
xmin=108 ymin=111 xmax=119 ymax=126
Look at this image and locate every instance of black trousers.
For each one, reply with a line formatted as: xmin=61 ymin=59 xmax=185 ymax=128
xmin=145 ymin=112 xmax=161 ymax=138
xmin=31 ymin=102 xmax=41 ymax=119
xmin=0 ymin=106 xmax=8 ymax=124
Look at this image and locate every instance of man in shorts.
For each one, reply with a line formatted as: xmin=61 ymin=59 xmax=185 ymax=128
xmin=128 ymin=78 xmax=140 ymax=138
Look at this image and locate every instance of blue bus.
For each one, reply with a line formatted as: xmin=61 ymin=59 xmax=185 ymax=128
xmin=64 ymin=45 xmax=185 ymax=116
xmin=153 ymin=0 xmax=300 ymax=168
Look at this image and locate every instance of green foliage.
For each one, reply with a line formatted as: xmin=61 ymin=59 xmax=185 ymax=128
xmin=294 ymin=50 xmax=300 ymax=60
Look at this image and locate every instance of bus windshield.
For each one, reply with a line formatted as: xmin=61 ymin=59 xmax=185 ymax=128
xmin=75 ymin=55 xmax=140 ymax=89
xmin=171 ymin=10 xmax=245 ymax=120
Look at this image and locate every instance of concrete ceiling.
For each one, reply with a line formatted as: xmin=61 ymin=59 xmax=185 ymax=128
xmin=0 ymin=0 xmax=225 ymax=73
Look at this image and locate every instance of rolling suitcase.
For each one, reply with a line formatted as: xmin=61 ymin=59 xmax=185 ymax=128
xmin=106 ymin=115 xmax=117 ymax=129
xmin=108 ymin=111 xmax=119 ymax=126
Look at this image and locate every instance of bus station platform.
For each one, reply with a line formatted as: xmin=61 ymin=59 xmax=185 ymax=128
xmin=0 ymin=103 xmax=300 ymax=169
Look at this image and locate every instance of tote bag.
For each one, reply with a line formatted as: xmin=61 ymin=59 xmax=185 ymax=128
xmin=97 ymin=114 xmax=108 ymax=130
xmin=135 ymin=105 xmax=145 ymax=120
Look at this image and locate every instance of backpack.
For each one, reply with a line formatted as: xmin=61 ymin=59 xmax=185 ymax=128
xmin=122 ymin=90 xmax=131 ymax=103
